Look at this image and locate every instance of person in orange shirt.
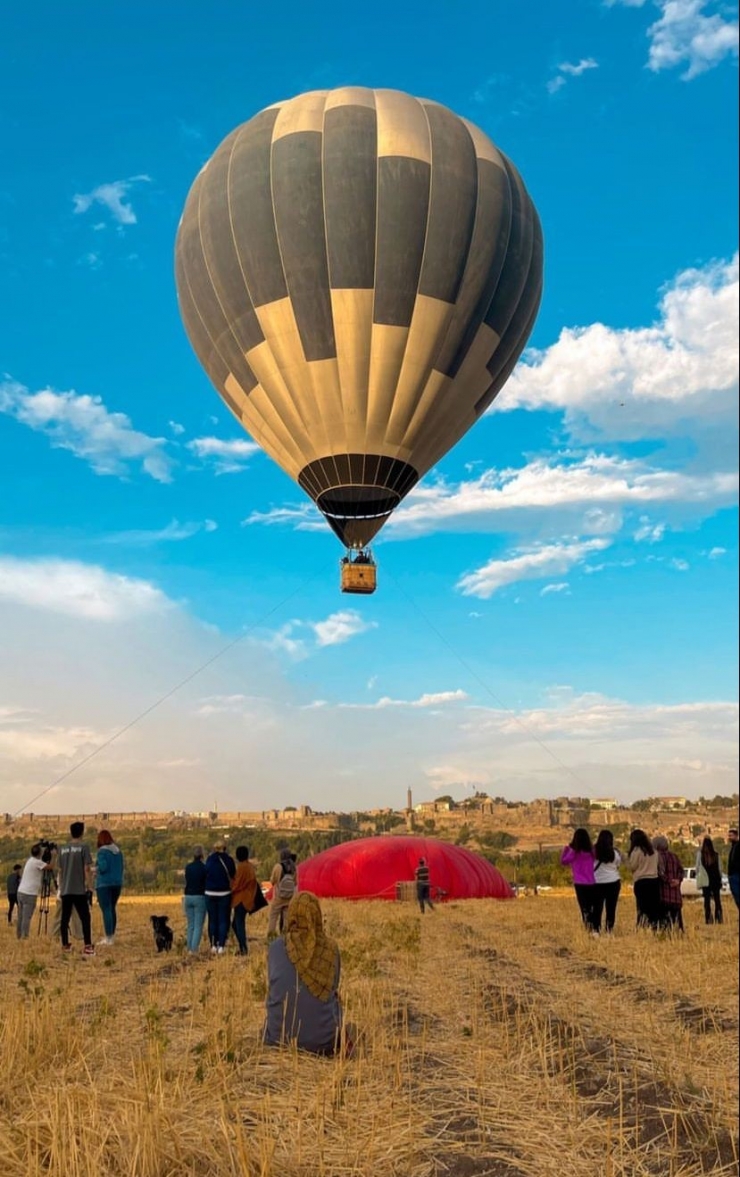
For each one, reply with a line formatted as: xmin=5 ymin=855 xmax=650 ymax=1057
xmin=231 ymin=846 xmax=258 ymax=956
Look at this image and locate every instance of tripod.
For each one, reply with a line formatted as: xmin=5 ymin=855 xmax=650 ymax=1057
xmin=36 ymin=870 xmax=53 ymax=936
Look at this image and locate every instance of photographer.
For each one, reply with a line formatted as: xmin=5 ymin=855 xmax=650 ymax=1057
xmin=16 ymin=844 xmax=55 ymax=939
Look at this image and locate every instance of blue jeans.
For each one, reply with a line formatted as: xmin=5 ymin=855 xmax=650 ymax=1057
xmin=96 ymin=886 xmax=121 ymax=937
xmin=232 ymin=903 xmax=248 ymax=954
xmin=184 ymin=894 xmax=207 ymax=952
xmin=207 ymin=893 xmax=231 ymax=948
xmin=729 ymin=875 xmax=740 ymax=910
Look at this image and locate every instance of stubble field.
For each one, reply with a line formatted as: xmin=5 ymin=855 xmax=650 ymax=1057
xmin=0 ymin=893 xmax=737 ymax=1177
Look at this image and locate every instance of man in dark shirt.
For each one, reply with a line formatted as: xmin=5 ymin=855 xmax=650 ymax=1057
xmin=727 ymin=828 xmax=739 ymax=910
xmin=6 ymin=863 xmax=22 ymax=925
xmin=414 ymin=857 xmax=435 ymax=914
xmin=58 ymin=821 xmax=94 ymax=955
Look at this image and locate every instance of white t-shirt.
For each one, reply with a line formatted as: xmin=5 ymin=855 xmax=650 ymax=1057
xmin=594 ymin=849 xmax=622 ymax=885
xmin=18 ymin=856 xmax=46 ymax=897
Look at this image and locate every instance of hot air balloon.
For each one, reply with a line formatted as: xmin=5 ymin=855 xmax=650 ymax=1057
xmin=175 ymin=89 xmax=542 ymax=592
xmin=297 ymin=836 xmax=514 ymax=901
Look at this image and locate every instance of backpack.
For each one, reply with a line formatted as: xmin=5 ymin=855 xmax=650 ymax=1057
xmin=276 ymin=862 xmax=296 ymax=901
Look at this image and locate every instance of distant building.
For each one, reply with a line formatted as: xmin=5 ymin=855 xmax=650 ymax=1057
xmin=657 ymin=796 xmax=688 ymax=809
xmin=591 ymin=798 xmax=618 ymax=811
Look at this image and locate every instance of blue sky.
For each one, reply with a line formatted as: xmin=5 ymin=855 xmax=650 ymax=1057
xmin=1 ymin=0 xmax=737 ymax=814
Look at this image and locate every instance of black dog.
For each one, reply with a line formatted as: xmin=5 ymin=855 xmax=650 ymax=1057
xmin=150 ymin=914 xmax=173 ymax=953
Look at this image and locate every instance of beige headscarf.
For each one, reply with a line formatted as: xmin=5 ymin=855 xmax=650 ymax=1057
xmin=284 ymin=892 xmax=338 ymax=1002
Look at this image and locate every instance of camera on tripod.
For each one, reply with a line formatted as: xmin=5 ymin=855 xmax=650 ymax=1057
xmin=38 ymin=839 xmax=57 ymax=864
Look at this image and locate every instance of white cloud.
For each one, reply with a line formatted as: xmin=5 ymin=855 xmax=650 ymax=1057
xmin=646 ymin=0 xmax=739 ymax=79
xmin=387 ymin=456 xmax=736 ymax=539
xmin=0 ymin=379 xmax=173 ymax=482
xmin=79 ymin=251 xmax=102 ymax=270
xmin=247 ymin=454 xmax=737 ymax=542
xmin=338 ymin=690 xmax=468 ymax=711
xmin=457 ymin=538 xmax=610 ymax=599
xmin=670 ymin=557 xmax=690 ymax=570
xmin=540 ymin=582 xmax=571 ymax=596
xmin=311 ymin=609 xmax=377 ymax=648
xmin=72 ymin=175 xmax=151 ymax=225
xmin=188 ymin=436 xmax=260 ymax=474
xmin=103 ymin=519 xmax=217 ymax=545
xmin=634 ymin=517 xmax=666 ymax=543
xmin=243 ymin=502 xmax=324 ymax=531
xmin=708 ymin=546 xmax=727 ymax=558
xmin=500 ymin=255 xmax=739 ymax=447
xmin=548 ymin=57 xmax=599 ymax=92
xmin=0 ymin=722 xmax=104 ymax=763
xmin=0 ymin=557 xmax=171 ymax=621
xmin=168 ymin=420 xmax=185 ymax=436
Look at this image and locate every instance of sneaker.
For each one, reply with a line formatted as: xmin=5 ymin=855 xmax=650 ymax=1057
xmin=210 ymin=945 xmax=218 ymax=955
xmin=97 ymin=937 xmax=111 ymax=946
xmin=83 ymin=945 xmax=95 ymax=957
xmin=61 ymin=944 xmax=72 ymax=953
xmin=216 ymin=946 xmax=225 ymax=955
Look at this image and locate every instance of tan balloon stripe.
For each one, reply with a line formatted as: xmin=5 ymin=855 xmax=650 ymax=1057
xmin=375 ymin=90 xmax=431 ymax=162
xmin=324 ymin=86 xmax=375 ymax=111
xmin=227 ymin=374 xmax=305 ymax=474
xmin=365 ymin=322 xmax=409 ymax=452
xmin=251 ymin=299 xmax=329 ymax=449
xmin=385 ymin=294 xmax=454 ymax=451
xmin=272 ymin=90 xmax=328 ymax=141
xmin=330 ymin=289 xmax=374 ymax=453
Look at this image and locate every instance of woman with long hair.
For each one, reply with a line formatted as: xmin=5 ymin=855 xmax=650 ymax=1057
xmin=560 ymin=828 xmax=598 ymax=932
xmin=95 ymin=829 xmax=124 ymax=946
xmin=627 ymin=829 xmax=660 ymax=930
xmin=592 ymin=829 xmax=622 ymax=933
xmin=696 ymin=836 xmax=723 ymax=925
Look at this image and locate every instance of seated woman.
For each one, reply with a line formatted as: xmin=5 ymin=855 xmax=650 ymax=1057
xmin=263 ymin=892 xmax=343 ymax=1056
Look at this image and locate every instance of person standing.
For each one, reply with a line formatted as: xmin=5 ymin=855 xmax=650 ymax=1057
xmin=231 ymin=845 xmax=258 ymax=955
xmin=183 ymin=846 xmax=207 ymax=954
xmin=727 ymin=828 xmax=740 ymax=910
xmin=6 ymin=863 xmax=22 ymax=925
xmin=627 ymin=829 xmax=660 ymax=930
xmin=560 ymin=829 xmax=598 ymax=932
xmin=16 ymin=846 xmax=54 ymax=939
xmin=696 ymin=837 xmax=723 ymax=925
xmin=654 ymin=835 xmax=684 ymax=932
xmin=95 ymin=830 xmax=124 ymax=946
xmin=58 ymin=821 xmax=94 ymax=955
xmin=268 ymin=848 xmax=298 ymax=938
xmin=592 ymin=829 xmax=622 ymax=934
xmin=204 ymin=841 xmax=235 ymax=954
xmin=414 ymin=857 xmax=435 ymax=914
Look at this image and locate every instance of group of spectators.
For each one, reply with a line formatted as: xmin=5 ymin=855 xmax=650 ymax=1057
xmin=6 ymin=822 xmax=124 ymax=954
xmin=182 ymin=842 xmax=296 ymax=955
xmin=561 ymin=826 xmax=739 ymax=934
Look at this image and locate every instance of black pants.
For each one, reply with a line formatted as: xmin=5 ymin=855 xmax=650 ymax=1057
xmin=232 ymin=903 xmax=248 ymax=954
xmin=633 ymin=877 xmax=661 ymax=929
xmin=702 ymin=885 xmax=723 ymax=925
xmin=61 ymin=894 xmax=92 ymax=947
xmin=574 ymin=883 xmax=598 ymax=931
xmin=7 ymin=894 xmax=17 ymax=924
xmin=417 ymin=884 xmax=434 ymax=913
xmin=661 ymin=903 xmax=684 ymax=932
xmin=592 ymin=881 xmax=621 ymax=932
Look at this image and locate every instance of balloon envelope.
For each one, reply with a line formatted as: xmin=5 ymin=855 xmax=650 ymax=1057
xmin=297 ymin=836 xmax=514 ymax=901
xmin=176 ymin=88 xmax=542 ymax=547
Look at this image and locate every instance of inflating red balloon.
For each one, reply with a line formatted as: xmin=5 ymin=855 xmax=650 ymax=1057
xmin=298 ymin=835 xmax=514 ymax=901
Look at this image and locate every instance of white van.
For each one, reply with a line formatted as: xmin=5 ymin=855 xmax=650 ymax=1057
xmin=681 ymin=867 xmax=730 ymax=897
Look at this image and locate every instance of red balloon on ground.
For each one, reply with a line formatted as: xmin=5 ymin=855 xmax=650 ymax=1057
xmin=297 ymin=836 xmax=514 ymax=901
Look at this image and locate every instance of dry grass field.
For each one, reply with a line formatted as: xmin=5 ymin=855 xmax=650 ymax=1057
xmin=0 ymin=893 xmax=737 ymax=1177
